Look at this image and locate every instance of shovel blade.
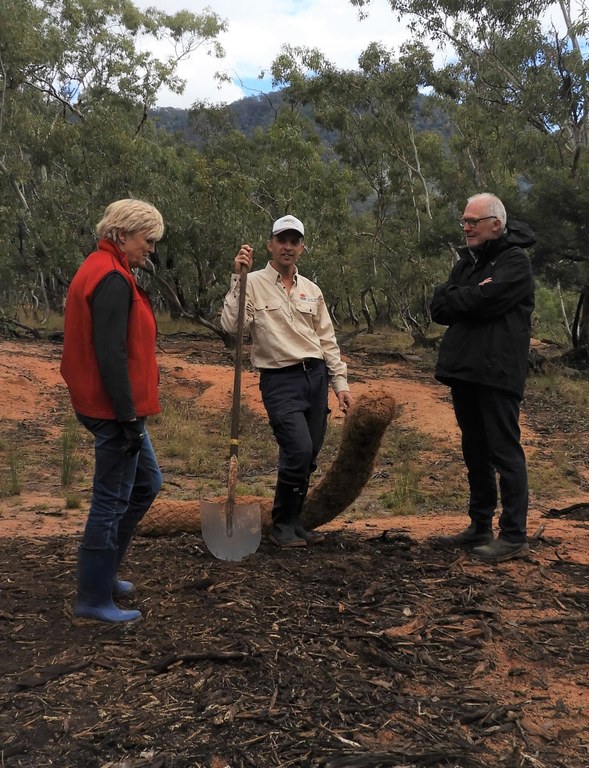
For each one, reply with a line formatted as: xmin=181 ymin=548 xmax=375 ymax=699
xmin=200 ymin=500 xmax=261 ymax=561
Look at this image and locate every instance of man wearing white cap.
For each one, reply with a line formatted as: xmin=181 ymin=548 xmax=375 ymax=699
xmin=221 ymin=215 xmax=353 ymax=548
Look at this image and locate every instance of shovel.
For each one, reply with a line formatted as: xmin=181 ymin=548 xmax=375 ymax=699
xmin=201 ymin=264 xmax=261 ymax=561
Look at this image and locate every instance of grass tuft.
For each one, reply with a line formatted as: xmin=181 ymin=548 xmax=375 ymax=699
xmin=0 ymin=446 xmax=23 ymax=496
xmin=61 ymin=416 xmax=81 ymax=487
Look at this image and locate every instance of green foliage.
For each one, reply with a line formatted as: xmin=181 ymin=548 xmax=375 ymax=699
xmin=1 ymin=0 xmax=589 ymax=344
xmin=374 ymin=426 xmax=433 ymax=515
xmin=152 ymin=397 xmax=226 ymax=477
xmin=528 ymin=369 xmax=589 ymax=411
xmin=533 ymin=282 xmax=576 ymax=344
xmin=64 ymin=491 xmax=83 ymax=509
xmin=0 ymin=0 xmax=225 ymax=314
xmin=7 ymin=448 xmax=23 ymax=496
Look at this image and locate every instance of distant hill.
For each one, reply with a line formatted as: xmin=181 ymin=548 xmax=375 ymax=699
xmin=151 ymin=91 xmax=287 ymax=144
xmin=151 ymin=89 xmax=450 ymax=147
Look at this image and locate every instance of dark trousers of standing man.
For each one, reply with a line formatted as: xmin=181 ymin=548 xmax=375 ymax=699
xmin=260 ymin=360 xmax=329 ymax=490
xmin=451 ymin=382 xmax=528 ymax=544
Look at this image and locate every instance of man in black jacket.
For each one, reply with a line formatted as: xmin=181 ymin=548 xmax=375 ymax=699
xmin=431 ymin=193 xmax=535 ymax=563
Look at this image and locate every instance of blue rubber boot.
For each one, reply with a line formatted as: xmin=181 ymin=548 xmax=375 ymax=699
xmin=74 ymin=547 xmax=141 ymax=624
xmin=114 ymin=535 xmax=136 ymax=598
xmin=113 ymin=512 xmax=143 ymax=598
xmin=113 ymin=579 xmax=136 ymax=597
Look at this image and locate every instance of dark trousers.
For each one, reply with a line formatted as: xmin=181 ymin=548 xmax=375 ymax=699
xmin=451 ymin=383 xmax=528 ymax=543
xmin=259 ymin=362 xmax=329 ymax=490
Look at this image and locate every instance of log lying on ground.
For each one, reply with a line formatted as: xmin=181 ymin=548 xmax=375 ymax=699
xmin=300 ymin=392 xmax=396 ymax=528
xmin=138 ymin=391 xmax=396 ymax=537
xmin=137 ymin=496 xmax=272 ymax=537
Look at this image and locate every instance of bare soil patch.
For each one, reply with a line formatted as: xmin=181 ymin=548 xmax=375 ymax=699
xmin=1 ymin=336 xmax=588 ymax=767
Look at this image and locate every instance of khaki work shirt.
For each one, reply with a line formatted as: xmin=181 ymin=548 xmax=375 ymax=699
xmin=221 ymin=262 xmax=349 ymax=394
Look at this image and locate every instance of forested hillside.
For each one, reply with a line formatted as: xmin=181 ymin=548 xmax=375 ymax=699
xmin=151 ymin=90 xmax=449 ymax=146
xmin=1 ymin=0 xmax=588 ymax=350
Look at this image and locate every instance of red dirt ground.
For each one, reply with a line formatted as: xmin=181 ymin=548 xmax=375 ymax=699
xmin=0 ymin=336 xmax=588 ymax=768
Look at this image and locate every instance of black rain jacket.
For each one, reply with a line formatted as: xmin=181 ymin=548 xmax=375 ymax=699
xmin=431 ymin=220 xmax=535 ymax=399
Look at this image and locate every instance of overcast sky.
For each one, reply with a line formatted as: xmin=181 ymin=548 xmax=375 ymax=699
xmin=133 ymin=0 xmax=427 ymax=108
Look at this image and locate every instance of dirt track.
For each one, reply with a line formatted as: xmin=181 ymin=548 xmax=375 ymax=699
xmin=0 ymin=336 xmax=588 ymax=767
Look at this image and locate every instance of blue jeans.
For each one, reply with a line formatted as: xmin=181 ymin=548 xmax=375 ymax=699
xmin=77 ymin=415 xmax=163 ymax=553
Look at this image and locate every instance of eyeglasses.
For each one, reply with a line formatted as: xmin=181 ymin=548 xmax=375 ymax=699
xmin=458 ymin=215 xmax=497 ymax=229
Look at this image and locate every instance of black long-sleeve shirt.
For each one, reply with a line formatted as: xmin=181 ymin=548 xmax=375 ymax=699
xmin=92 ymin=272 xmax=136 ymax=421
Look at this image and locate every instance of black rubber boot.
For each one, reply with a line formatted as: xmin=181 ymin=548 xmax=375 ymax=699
xmin=436 ymin=522 xmax=493 ymax=549
xmin=293 ymin=484 xmax=325 ymax=545
xmin=74 ymin=546 xmax=141 ymax=624
xmin=269 ymin=481 xmax=307 ymax=548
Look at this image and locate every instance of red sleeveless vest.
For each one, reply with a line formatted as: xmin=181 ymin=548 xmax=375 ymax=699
xmin=60 ymin=239 xmax=160 ymax=419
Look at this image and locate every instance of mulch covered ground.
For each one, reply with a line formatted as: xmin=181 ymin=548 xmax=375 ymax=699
xmin=1 ymin=529 xmax=588 ymax=768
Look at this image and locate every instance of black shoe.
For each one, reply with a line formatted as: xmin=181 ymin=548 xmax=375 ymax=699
xmin=436 ymin=523 xmax=493 ymax=549
xmin=471 ymin=539 xmax=529 ymax=563
xmin=268 ymin=525 xmax=307 ymax=549
xmin=295 ymin=525 xmax=325 ymax=545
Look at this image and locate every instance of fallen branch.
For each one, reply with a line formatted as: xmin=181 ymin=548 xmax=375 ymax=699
xmin=152 ymin=650 xmax=249 ymax=673
xmin=8 ymin=660 xmax=92 ymax=691
xmin=0 ymin=311 xmax=41 ymax=340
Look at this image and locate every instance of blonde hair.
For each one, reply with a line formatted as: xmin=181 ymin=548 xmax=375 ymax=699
xmin=96 ymin=199 xmax=164 ymax=243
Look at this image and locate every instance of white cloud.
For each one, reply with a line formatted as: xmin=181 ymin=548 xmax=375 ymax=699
xmin=132 ymin=1 xmax=578 ymax=108
xmin=133 ymin=0 xmax=417 ymax=107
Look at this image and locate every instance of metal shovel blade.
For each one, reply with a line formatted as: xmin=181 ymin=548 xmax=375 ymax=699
xmin=200 ymin=499 xmax=261 ymax=561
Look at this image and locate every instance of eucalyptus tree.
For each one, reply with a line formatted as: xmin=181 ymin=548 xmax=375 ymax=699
xmin=350 ymin=0 xmax=589 ymax=167
xmin=185 ymin=96 xmax=358 ymax=329
xmin=0 ymin=0 xmax=225 ymax=317
xmin=270 ymin=42 xmax=455 ymax=331
xmin=350 ymin=0 xmax=589 ymax=344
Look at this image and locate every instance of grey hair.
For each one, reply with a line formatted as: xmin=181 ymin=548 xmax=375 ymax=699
xmin=96 ymin=199 xmax=164 ymax=243
xmin=467 ymin=193 xmax=507 ymax=228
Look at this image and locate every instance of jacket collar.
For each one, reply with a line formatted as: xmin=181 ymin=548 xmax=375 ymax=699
xmin=459 ymin=232 xmax=506 ymax=264
xmin=97 ymin=238 xmax=132 ymax=275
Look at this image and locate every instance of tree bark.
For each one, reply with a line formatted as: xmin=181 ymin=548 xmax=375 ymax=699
xmin=576 ymin=286 xmax=589 ymax=347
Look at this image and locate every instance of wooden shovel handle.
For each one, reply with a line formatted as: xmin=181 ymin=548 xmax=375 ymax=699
xmin=227 ymin=263 xmax=247 ymax=521
xmin=229 ymin=263 xmax=247 ymax=456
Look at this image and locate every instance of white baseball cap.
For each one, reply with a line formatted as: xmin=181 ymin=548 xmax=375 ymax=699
xmin=271 ymin=215 xmax=305 ymax=237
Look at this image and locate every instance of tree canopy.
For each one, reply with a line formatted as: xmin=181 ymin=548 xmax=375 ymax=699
xmin=1 ymin=0 xmax=588 ymax=346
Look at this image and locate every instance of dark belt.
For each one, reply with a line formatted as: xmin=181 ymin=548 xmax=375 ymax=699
xmin=261 ymin=358 xmax=325 ymax=374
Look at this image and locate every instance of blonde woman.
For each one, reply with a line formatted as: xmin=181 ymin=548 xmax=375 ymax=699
xmin=61 ymin=199 xmax=164 ymax=623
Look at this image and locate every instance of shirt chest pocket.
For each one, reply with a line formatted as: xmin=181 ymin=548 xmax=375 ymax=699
xmin=294 ymin=299 xmax=318 ymax=325
xmin=253 ymin=299 xmax=283 ymax=328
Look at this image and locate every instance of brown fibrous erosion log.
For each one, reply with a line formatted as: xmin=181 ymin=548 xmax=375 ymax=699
xmin=138 ymin=392 xmax=396 ymax=537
